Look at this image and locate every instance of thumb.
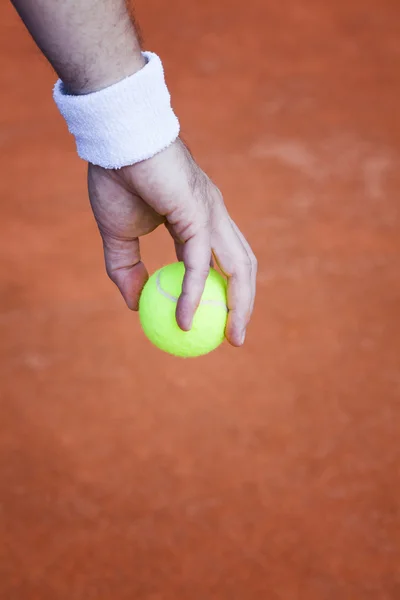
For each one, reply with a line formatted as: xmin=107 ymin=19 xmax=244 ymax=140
xmin=102 ymin=234 xmax=148 ymax=311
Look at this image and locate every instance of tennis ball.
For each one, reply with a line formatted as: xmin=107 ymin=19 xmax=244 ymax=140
xmin=139 ymin=262 xmax=228 ymax=357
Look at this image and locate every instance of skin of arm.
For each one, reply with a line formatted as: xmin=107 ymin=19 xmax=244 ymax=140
xmin=10 ymin=0 xmax=257 ymax=346
xmin=11 ymin=0 xmax=145 ymax=93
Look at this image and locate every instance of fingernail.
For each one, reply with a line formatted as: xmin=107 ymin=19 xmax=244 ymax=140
xmin=240 ymin=331 xmax=246 ymax=345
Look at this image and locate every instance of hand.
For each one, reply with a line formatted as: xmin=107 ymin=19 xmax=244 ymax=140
xmin=88 ymin=138 xmax=257 ymax=346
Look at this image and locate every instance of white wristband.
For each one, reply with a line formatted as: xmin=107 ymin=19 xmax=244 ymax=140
xmin=53 ymin=51 xmax=180 ymax=169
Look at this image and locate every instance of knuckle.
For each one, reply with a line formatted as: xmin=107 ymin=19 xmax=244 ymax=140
xmin=187 ymin=265 xmax=210 ymax=281
xmin=237 ymin=253 xmax=258 ymax=273
xmin=106 ymin=265 xmax=117 ymax=283
xmin=213 ymin=185 xmax=224 ymax=202
xmin=238 ymin=256 xmax=253 ymax=270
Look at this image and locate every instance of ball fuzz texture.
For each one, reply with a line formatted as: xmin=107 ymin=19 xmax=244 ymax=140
xmin=139 ymin=262 xmax=228 ymax=357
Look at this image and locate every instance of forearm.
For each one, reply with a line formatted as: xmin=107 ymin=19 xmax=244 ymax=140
xmin=11 ymin=0 xmax=145 ymax=94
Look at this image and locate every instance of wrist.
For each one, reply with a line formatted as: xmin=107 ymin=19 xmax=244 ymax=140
xmin=63 ymin=52 xmax=146 ymax=96
xmin=53 ymin=51 xmax=180 ymax=169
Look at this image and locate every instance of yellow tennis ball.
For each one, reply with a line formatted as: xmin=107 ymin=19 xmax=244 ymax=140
xmin=139 ymin=262 xmax=228 ymax=357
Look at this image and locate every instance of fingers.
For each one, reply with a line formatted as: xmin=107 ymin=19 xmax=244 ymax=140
xmin=102 ymin=234 xmax=148 ymax=311
xmin=175 ymin=229 xmax=211 ymax=331
xmin=172 ymin=211 xmax=257 ymax=347
xmin=169 ymin=187 xmax=256 ymax=345
xmin=213 ymin=212 xmax=257 ymax=347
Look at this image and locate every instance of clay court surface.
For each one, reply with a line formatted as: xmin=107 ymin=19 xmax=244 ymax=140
xmin=1 ymin=0 xmax=400 ymax=598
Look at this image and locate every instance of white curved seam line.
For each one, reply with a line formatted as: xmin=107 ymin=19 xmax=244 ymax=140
xmin=156 ymin=272 xmax=228 ymax=312
xmin=156 ymin=272 xmax=178 ymax=302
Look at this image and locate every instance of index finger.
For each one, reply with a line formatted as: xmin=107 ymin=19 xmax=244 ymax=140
xmin=175 ymin=229 xmax=212 ymax=331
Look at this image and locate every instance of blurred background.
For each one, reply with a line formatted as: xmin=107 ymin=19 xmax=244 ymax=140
xmin=1 ymin=0 xmax=400 ymax=598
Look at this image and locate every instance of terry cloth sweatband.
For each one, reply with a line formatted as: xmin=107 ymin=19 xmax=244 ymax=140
xmin=53 ymin=51 xmax=180 ymax=169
